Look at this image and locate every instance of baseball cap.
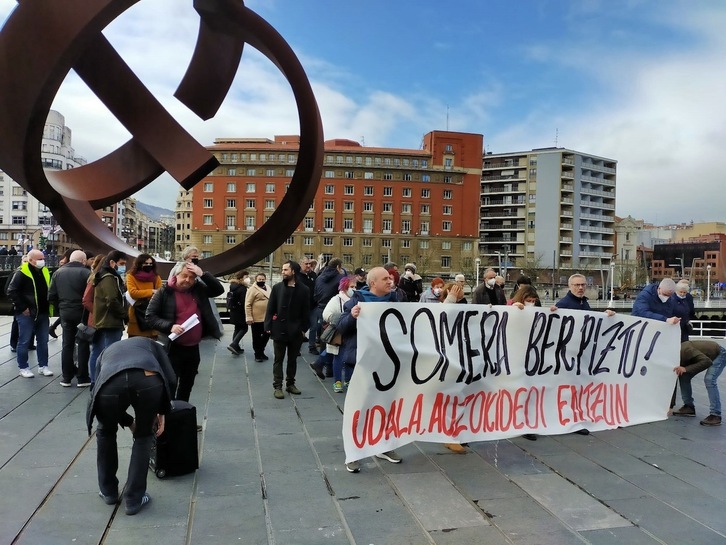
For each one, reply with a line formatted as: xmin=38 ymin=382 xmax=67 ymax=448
xmin=354 ymin=268 xmax=366 ymax=276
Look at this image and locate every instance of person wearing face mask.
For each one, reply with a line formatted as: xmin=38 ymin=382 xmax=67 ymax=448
xmin=86 ymin=250 xmax=128 ymax=384
xmin=168 ymin=246 xmax=200 ymax=282
xmin=473 ymin=268 xmax=507 ymax=305
xmin=7 ymin=248 xmax=54 ymax=378
xmin=510 ymin=285 xmax=542 ymax=309
xmin=245 ymin=272 xmax=271 ymax=362
xmin=316 ymin=275 xmax=356 ymax=393
xmin=398 ymin=263 xmax=423 ymax=302
xmin=671 ymin=280 xmax=696 ymax=342
xmin=632 ymin=278 xmax=681 ymax=325
xmin=420 ymin=277 xmax=446 ymax=302
xmin=227 ymin=270 xmax=250 ymax=355
xmin=126 ymin=254 xmax=162 ymax=340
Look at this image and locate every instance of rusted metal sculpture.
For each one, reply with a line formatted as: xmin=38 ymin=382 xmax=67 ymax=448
xmin=0 ymin=0 xmax=323 ymax=276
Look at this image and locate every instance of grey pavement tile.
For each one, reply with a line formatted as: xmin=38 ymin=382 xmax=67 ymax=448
xmin=581 ymin=526 xmax=675 ymax=545
xmin=641 ymin=453 xmax=726 ymax=502
xmin=469 ymin=439 xmax=551 ymax=475
xmin=606 ymin=496 xmax=725 ymax=544
xmin=476 ymin=496 xmax=579 ymax=536
xmin=537 ymin=453 xmax=650 ymax=501
xmin=388 ymin=472 xmax=488 ymax=531
xmin=430 ymin=525 xmax=512 ymax=545
xmin=510 ymin=473 xmax=630 ymax=531
xmin=190 ymin=493 xmax=270 ymax=545
xmin=592 ymin=427 xmax=670 ymax=458
xmin=564 ymin=438 xmax=664 ymax=477
xmin=104 ymin=524 xmax=189 ymax=545
xmin=341 ymin=493 xmax=430 ymax=545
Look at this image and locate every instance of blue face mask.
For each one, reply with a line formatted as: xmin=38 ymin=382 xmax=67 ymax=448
xmin=116 ymin=265 xmax=126 ymax=274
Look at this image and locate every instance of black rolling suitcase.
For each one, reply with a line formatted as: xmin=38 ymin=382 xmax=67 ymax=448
xmin=149 ymin=400 xmax=199 ymax=479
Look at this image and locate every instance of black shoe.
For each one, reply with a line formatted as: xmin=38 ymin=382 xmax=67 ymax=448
xmin=49 ymin=329 xmax=58 ymax=339
xmin=10 ymin=347 xmax=16 ymax=353
xmin=262 ymin=354 xmax=269 ymax=361
xmin=98 ymin=491 xmax=119 ymax=505
xmin=523 ymin=434 xmax=538 ymax=441
xmin=310 ymin=361 xmax=325 ymax=380
xmin=227 ymin=344 xmax=241 ymax=356
xmin=28 ymin=345 xmax=36 ymax=351
xmin=575 ymin=429 xmax=590 ymax=435
xmin=255 ymin=356 xmax=264 ymax=362
xmin=125 ymin=493 xmax=151 ymax=516
xmin=309 ymin=347 xmax=320 ymax=355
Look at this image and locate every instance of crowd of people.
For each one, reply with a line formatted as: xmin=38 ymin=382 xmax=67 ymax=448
xmin=7 ymin=248 xmax=724 ymax=509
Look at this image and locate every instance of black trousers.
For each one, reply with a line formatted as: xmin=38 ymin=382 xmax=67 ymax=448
xmin=95 ymin=369 xmax=164 ymax=509
xmin=168 ymin=343 xmax=201 ymax=402
xmin=272 ymin=337 xmax=304 ymax=390
xmin=250 ymin=322 xmax=270 ymax=357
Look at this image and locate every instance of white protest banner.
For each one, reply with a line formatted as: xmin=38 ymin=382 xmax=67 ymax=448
xmin=343 ymin=303 xmax=680 ymax=463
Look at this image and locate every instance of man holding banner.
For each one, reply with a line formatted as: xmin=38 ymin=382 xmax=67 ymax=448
xmin=337 ymin=266 xmax=402 ymax=473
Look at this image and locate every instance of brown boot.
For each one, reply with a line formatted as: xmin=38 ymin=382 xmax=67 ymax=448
xmin=444 ymin=443 xmax=467 ymax=454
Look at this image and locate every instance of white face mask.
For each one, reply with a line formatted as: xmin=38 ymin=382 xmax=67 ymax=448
xmin=405 ymin=270 xmax=414 ymax=278
xmin=346 ymin=288 xmax=354 ymax=297
xmin=486 ymin=278 xmax=496 ymax=287
xmin=433 ymin=287 xmax=442 ymax=296
xmin=676 ymin=293 xmax=686 ymax=299
xmin=243 ymin=277 xmax=251 ymax=286
xmin=35 ymin=259 xmax=45 ymax=268
xmin=525 ymin=301 xmax=536 ymax=307
xmin=658 ymin=294 xmax=669 ymax=303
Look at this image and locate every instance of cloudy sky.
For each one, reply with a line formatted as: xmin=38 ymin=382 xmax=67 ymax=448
xmin=1 ymin=0 xmax=724 ymax=224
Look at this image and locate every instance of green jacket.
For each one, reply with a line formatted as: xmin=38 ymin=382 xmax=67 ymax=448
xmin=92 ymin=269 xmax=126 ymax=329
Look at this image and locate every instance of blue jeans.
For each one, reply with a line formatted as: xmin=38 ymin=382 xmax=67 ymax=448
xmin=704 ymin=346 xmax=726 ymax=417
xmin=309 ymin=307 xmax=322 ymax=350
xmin=89 ymin=329 xmax=124 ymax=383
xmin=16 ymin=313 xmax=49 ymax=369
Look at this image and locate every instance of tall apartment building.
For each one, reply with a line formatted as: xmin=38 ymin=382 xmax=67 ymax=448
xmin=177 ymin=131 xmax=483 ymax=278
xmin=0 ymin=110 xmax=86 ymax=254
xmin=480 ymin=148 xmax=617 ymax=285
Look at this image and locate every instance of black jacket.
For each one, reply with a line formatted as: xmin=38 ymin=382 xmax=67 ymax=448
xmin=146 ymin=272 xmax=225 ymax=345
xmin=298 ymin=270 xmax=317 ymax=308
xmin=264 ymin=280 xmax=310 ymax=342
xmin=227 ymin=280 xmax=248 ymax=326
xmin=86 ymin=337 xmax=176 ymax=435
xmin=313 ymin=267 xmax=343 ymax=309
xmin=473 ymin=283 xmax=506 ymax=305
xmin=48 ymin=262 xmax=90 ymax=320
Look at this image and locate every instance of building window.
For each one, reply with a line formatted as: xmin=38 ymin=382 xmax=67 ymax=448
xmin=383 ymin=186 xmax=393 ymax=197
xmin=227 ymin=168 xmax=236 ymax=175
xmin=382 ymin=219 xmax=392 ymax=232
xmin=422 ymin=174 xmax=431 ymax=182
xmin=442 ymin=221 xmax=452 ymax=231
xmin=245 ymin=199 xmax=255 ymax=208
xmin=204 ymin=182 xmax=213 ymax=192
xmin=443 ymin=205 xmax=452 ymax=215
xmin=303 ymin=236 xmax=314 ymax=246
xmin=383 ymin=172 xmax=393 ymax=180
xmin=265 ymin=183 xmax=275 ymax=193
xmin=401 ymin=203 xmax=411 ymax=214
xmin=421 ymin=189 xmax=430 ymax=198
xmin=246 ymin=168 xmax=256 ymax=176
xmin=362 ymin=238 xmax=372 ymax=247
xmin=381 ymin=238 xmax=392 ymax=248
xmin=444 ymin=175 xmax=453 ymax=183
xmin=419 ymin=240 xmax=429 ymax=249
xmin=382 ymin=203 xmax=393 ymax=212
xmin=324 ymin=217 xmax=334 ymax=230
xmin=401 ymin=220 xmax=411 ymax=233
xmin=226 ymin=182 xmax=236 ymax=192
xmin=363 ymin=202 xmax=373 ymax=212
xmin=403 ymin=173 xmax=412 ymax=181
xmin=443 ymin=190 xmax=453 ymax=199
xmin=345 ymin=171 xmax=354 ymax=179
xmin=266 ymin=169 xmax=275 ymax=176
xmin=226 ymin=198 xmax=237 ymax=208
xmin=324 ymin=200 xmax=334 ymax=210
xmin=343 ymin=237 xmax=353 ymax=247
xmin=362 ymin=254 xmax=372 ymax=265
xmin=203 ymin=215 xmax=213 ymax=225
xmin=285 ymin=169 xmax=294 ymax=177
xmin=304 ymin=217 xmax=314 ymax=230
xmin=364 ymin=172 xmax=374 ymax=179
xmin=363 ymin=219 xmax=373 ymax=232
xmin=202 ymin=198 xmax=213 ymax=208
xmin=442 ymin=241 xmax=451 ymax=250
xmin=285 ymin=236 xmax=294 ymax=244
xmin=325 ymin=170 xmax=334 ymax=178
xmin=12 ymin=216 xmax=26 ymax=225
xmin=245 ymin=216 xmax=255 ymax=230
xmin=344 ymin=201 xmax=354 ymax=211
xmin=265 ymin=199 xmax=275 ymax=209
xmin=401 ymin=239 xmax=411 ymax=248
xmin=246 ymin=183 xmax=255 ymax=193
xmin=344 ymin=185 xmax=354 ymax=195
xmin=203 ymin=235 xmax=213 ymax=244
xmin=441 ymin=256 xmax=451 ymax=268
xmin=420 ymin=204 xmax=430 ymax=214
xmin=323 ymin=237 xmax=333 ymax=246
xmin=462 ymin=241 xmax=473 ymax=251
xmin=324 ymin=184 xmax=334 ymax=194
xmin=343 ymin=218 xmax=353 ymax=231
xmin=420 ymin=221 xmax=429 ymax=234
xmin=364 ymin=186 xmax=374 ymax=196
xmin=226 ymin=235 xmax=236 ymax=244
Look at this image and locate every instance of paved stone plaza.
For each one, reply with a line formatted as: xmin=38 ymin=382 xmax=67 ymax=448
xmin=2 ymin=315 xmax=726 ymax=545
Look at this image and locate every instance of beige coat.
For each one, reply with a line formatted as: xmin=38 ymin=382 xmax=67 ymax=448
xmin=245 ymin=283 xmax=270 ymax=323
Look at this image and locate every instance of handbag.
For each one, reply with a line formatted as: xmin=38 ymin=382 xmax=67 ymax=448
xmin=134 ymin=297 xmax=152 ymax=331
xmin=76 ymin=323 xmax=96 ymax=342
xmin=320 ymin=321 xmax=342 ymax=346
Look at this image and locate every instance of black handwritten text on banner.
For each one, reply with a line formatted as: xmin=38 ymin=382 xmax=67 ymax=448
xmin=343 ymin=303 xmax=680 ymax=463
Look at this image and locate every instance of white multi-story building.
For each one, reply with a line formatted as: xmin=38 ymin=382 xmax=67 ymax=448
xmin=0 ymin=110 xmax=86 ymax=253
xmin=480 ymin=147 xmax=617 ymax=285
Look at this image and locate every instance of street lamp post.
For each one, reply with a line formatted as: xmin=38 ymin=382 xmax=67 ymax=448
xmin=475 ymin=257 xmax=481 ymax=285
xmin=707 ymin=264 xmax=712 ymax=306
xmin=609 ymin=261 xmax=615 ymax=307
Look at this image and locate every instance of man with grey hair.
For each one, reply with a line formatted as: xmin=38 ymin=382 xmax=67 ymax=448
xmin=473 ymin=268 xmax=506 ymax=305
xmin=672 ymin=279 xmax=696 ymax=342
xmin=7 ymin=249 xmax=53 ymax=378
xmin=49 ymin=249 xmax=91 ymax=386
xmin=169 ymin=246 xmax=201 ymax=282
xmin=632 ymin=278 xmax=681 ymax=324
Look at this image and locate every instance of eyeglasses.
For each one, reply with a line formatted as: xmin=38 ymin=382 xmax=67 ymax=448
xmin=571 ymin=283 xmax=586 ymax=287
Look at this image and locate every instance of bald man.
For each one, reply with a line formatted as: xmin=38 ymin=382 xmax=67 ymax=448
xmin=7 ymin=249 xmax=53 ymax=378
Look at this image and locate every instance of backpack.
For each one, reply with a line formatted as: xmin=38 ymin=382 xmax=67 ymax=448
xmin=226 ymin=285 xmax=245 ymax=312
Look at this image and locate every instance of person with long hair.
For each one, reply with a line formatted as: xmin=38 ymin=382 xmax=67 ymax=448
xmin=126 ymin=254 xmax=162 ymax=338
xmin=319 ymin=275 xmax=355 ymax=393
xmin=510 ymin=284 xmax=542 ymax=309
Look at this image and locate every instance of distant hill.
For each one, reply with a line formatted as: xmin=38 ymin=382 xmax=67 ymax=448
xmin=137 ymin=201 xmax=174 ymax=222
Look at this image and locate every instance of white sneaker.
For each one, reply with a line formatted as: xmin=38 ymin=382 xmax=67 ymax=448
xmin=19 ymin=369 xmax=35 ymax=378
xmin=38 ymin=367 xmax=54 ymax=377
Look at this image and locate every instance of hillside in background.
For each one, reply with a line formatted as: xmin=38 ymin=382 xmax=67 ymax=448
xmin=137 ymin=201 xmax=173 ymax=222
